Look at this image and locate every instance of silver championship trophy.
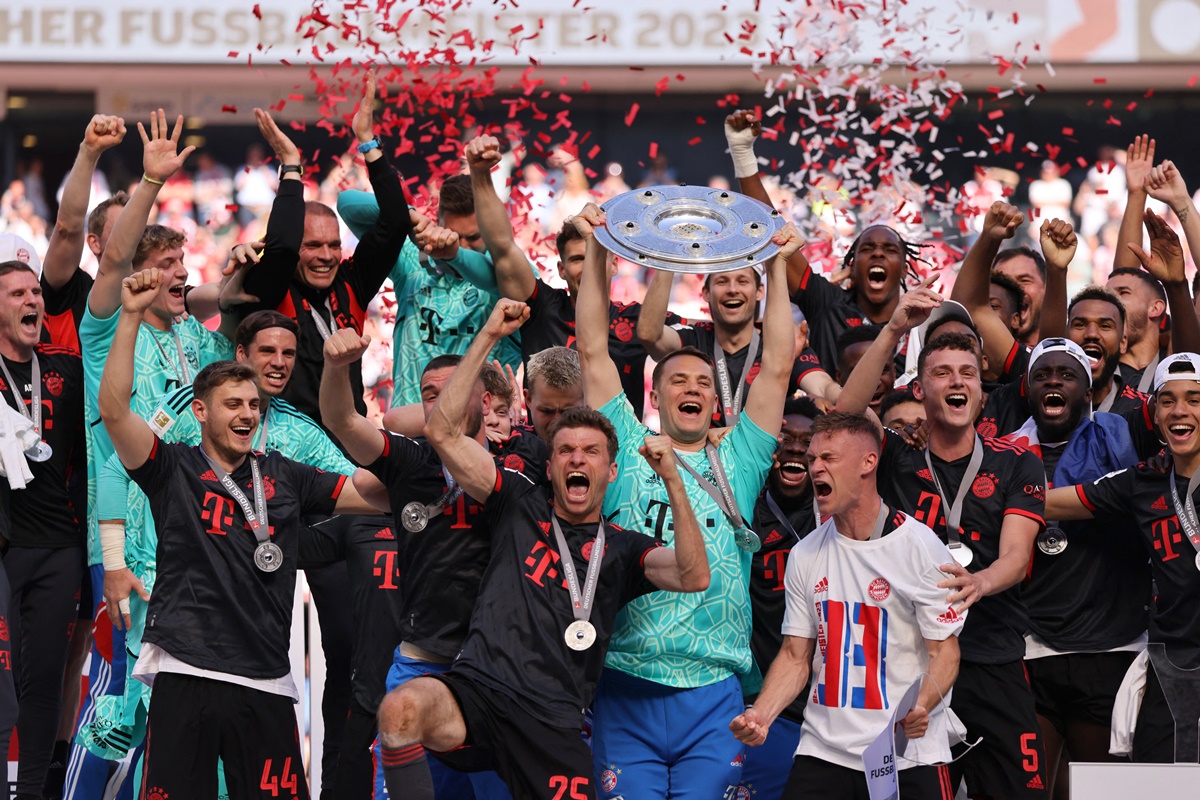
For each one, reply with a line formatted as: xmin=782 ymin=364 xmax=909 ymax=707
xmin=593 ymin=185 xmax=786 ymax=273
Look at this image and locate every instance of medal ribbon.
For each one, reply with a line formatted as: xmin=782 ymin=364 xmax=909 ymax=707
xmin=713 ymin=328 xmax=759 ymax=427
xmin=307 ymin=297 xmax=339 ymax=342
xmin=0 ymin=352 xmax=41 ymax=437
xmin=550 ymin=517 xmax=605 ymax=624
xmin=1137 ymin=352 xmax=1160 ymax=396
xmin=200 ymin=449 xmax=270 ymax=546
xmin=677 ymin=442 xmax=748 ymax=532
xmin=1168 ymin=467 xmax=1200 ymax=567
xmin=149 ymin=328 xmax=191 ymax=385
xmin=423 ymin=469 xmax=464 ymax=517
xmin=764 ymin=490 xmax=801 ymax=542
xmin=923 ymin=436 xmax=984 ymax=552
xmin=1094 ymin=373 xmax=1121 ymax=414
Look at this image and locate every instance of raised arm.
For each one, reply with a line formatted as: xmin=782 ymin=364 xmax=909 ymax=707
xmin=319 ymin=328 xmax=386 ymax=466
xmin=1113 ymin=135 xmax=1155 ymax=271
xmin=573 ymin=204 xmax=625 ymax=408
xmin=44 ymin=114 xmax=126 ymax=289
xmin=836 ymin=276 xmax=941 ymax=416
xmin=333 ymin=470 xmax=391 ymax=515
xmin=1147 ymin=160 xmax=1200 ymax=275
xmin=1037 ymin=218 xmax=1079 ymax=340
xmin=238 ymin=109 xmax=305 ymax=307
xmin=939 ymin=513 xmax=1040 ymax=613
xmin=742 ymin=223 xmax=805 ymax=435
xmin=730 ymin=635 xmax=816 ymax=746
xmin=950 ymin=201 xmax=1023 ymax=371
xmin=466 ymin=135 xmax=537 ymax=301
xmin=98 ymin=269 xmax=165 ymax=470
xmin=725 ymin=109 xmax=812 ymax=294
xmin=88 ymin=110 xmax=194 ymax=320
xmin=425 ymin=300 xmax=530 ymax=503
xmin=635 ymin=269 xmax=684 ymax=360
xmin=639 ymin=435 xmax=711 ymax=593
xmin=1127 ymin=209 xmax=1200 ymax=355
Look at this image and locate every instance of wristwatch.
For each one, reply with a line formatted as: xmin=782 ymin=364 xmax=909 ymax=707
xmin=357 ymin=138 xmax=381 ymax=154
xmin=278 ymin=163 xmax=304 ymax=180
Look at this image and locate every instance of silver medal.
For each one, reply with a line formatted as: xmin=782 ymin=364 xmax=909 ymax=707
xmin=26 ymin=441 xmax=52 ymax=462
xmin=254 ymin=541 xmax=283 ymax=573
xmin=1038 ymin=527 xmax=1068 ymax=556
xmin=1195 ymin=551 xmax=1200 ymax=573
xmin=401 ymin=501 xmax=429 ymax=533
xmin=950 ymin=543 xmax=974 ymax=567
xmin=734 ymin=526 xmax=761 ymax=553
xmin=564 ymin=620 xmax=597 ymax=651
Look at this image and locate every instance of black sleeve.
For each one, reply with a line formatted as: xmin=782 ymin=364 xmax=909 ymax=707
xmin=1004 ymin=448 xmax=1047 ymax=529
xmin=364 ymin=431 xmax=425 ymax=485
xmin=126 ymin=438 xmax=180 ymax=498
xmin=241 ymin=180 xmax=305 ymax=309
xmin=342 ymin=155 xmax=414 ymax=303
xmin=481 ymin=467 xmax=538 ymax=526
xmin=286 ymin=458 xmax=347 ymax=518
xmin=525 ymin=277 xmax=555 ymax=314
xmin=789 ymin=263 xmax=845 ymax=320
xmin=41 ymin=269 xmax=92 ymax=318
xmin=1123 ymin=399 xmax=1162 ymax=461
xmin=675 ymin=324 xmax=701 ymax=349
xmin=878 ymin=427 xmax=913 ymax=474
xmin=1078 ymin=467 xmax=1138 ymax=521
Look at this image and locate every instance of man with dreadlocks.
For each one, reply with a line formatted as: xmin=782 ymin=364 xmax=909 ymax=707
xmin=724 ymin=110 xmax=928 ymax=374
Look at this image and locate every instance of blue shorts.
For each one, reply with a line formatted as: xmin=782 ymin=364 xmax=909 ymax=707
xmin=741 ymin=715 xmax=802 ymax=800
xmin=591 ymin=669 xmax=745 ymax=800
xmin=372 ymin=649 xmax=510 ymax=800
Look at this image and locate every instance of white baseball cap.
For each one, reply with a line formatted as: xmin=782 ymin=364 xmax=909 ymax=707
xmin=1154 ymin=352 xmax=1200 ymax=393
xmin=1028 ymin=337 xmax=1093 ymax=387
xmin=0 ymin=234 xmax=42 ymax=278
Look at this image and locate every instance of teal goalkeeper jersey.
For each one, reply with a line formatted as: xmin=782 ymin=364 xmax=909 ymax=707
xmin=98 ymin=388 xmax=355 ymax=569
xmin=597 ymin=394 xmax=776 ymax=688
xmin=80 ymin=309 xmax=233 ymax=566
xmin=336 ymin=191 xmax=523 ymax=405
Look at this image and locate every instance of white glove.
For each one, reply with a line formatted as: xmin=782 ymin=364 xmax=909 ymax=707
xmin=725 ymin=119 xmax=760 ymax=179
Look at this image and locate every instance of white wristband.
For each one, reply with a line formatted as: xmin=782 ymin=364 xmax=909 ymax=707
xmin=100 ymin=521 xmax=128 ymax=572
xmin=725 ymin=123 xmax=760 ymax=179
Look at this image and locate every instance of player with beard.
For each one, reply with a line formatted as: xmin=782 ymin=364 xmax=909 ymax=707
xmin=322 ymin=333 xmax=518 ymax=800
xmin=97 ymin=268 xmax=381 ymax=797
xmin=730 ymin=412 xmax=963 ymax=800
xmin=739 ymin=396 xmax=823 ymax=798
xmin=1107 ymin=268 xmax=1168 ymax=394
xmin=575 ymin=199 xmax=800 ymax=798
xmin=373 ymin=298 xmax=711 ymax=800
xmin=1045 ymin=352 xmax=1200 ymax=763
xmin=838 ymin=285 xmax=1050 ymax=798
xmin=722 ymin=109 xmax=925 ymax=373
xmin=637 ymin=265 xmax=834 ymax=427
xmin=0 ymin=260 xmax=85 ymax=800
xmin=998 ymin=339 xmax=1144 ymax=795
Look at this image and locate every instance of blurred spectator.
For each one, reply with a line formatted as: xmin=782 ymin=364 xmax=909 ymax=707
xmin=192 ymin=151 xmax=234 ymax=226
xmin=638 ymin=153 xmax=679 ymax=187
xmin=595 ymin=162 xmax=631 ymax=202
xmin=1027 ymin=160 xmax=1074 ymax=241
xmin=234 ymin=142 xmax=278 ymax=225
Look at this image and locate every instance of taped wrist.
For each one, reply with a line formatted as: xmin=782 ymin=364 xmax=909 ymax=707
xmin=100 ymin=521 xmax=128 ymax=572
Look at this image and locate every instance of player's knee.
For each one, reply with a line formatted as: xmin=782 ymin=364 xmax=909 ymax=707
xmin=377 ymin=685 xmax=425 ymax=743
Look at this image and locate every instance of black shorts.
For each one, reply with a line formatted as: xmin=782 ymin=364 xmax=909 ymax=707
xmin=950 ymin=659 xmax=1047 ymax=797
xmin=781 ymin=755 xmax=954 ymax=800
xmin=141 ymin=673 xmax=308 ymax=800
xmin=429 ymin=672 xmax=594 ymax=800
xmin=1027 ymin=650 xmax=1136 ymax=734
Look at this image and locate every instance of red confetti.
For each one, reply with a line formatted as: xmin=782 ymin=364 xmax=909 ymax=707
xmin=1191 ymin=75 xmax=1199 ymax=88
xmin=649 ymin=142 xmax=659 ymax=159
xmin=252 ymin=4 xmax=261 ymax=19
xmin=624 ymin=103 xmax=640 ymax=127
xmin=987 ymin=109 xmax=1004 ymax=120
xmin=221 ymin=105 xmax=237 ymax=113
xmin=587 ymin=145 xmax=601 ymax=160
xmin=1093 ymin=77 xmax=1107 ymax=84
xmin=1062 ymin=127 xmax=1074 ymax=136
xmin=688 ymin=137 xmax=702 ymax=146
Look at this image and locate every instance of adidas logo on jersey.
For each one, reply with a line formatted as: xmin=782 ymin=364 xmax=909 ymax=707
xmin=917 ymin=468 xmax=933 ymax=482
xmin=937 ymin=606 xmax=962 ymax=624
xmin=374 ymin=529 xmax=395 ymax=540
xmin=763 ymin=530 xmax=783 ymax=545
xmin=813 ymin=577 xmax=828 ymax=595
xmin=1152 ymin=496 xmax=1169 ymax=511
xmin=1026 ymin=774 xmax=1045 ymax=790
xmin=198 ymin=469 xmax=218 ymax=482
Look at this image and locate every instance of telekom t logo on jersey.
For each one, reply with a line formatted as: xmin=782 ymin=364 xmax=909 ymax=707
xmin=812 ymin=599 xmax=889 ymax=710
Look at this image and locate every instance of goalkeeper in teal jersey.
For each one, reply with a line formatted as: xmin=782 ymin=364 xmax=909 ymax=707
xmin=572 ymin=202 xmax=805 ymax=798
xmin=337 ymin=175 xmax=527 ymax=405
xmin=79 ymin=311 xmax=358 ymax=763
